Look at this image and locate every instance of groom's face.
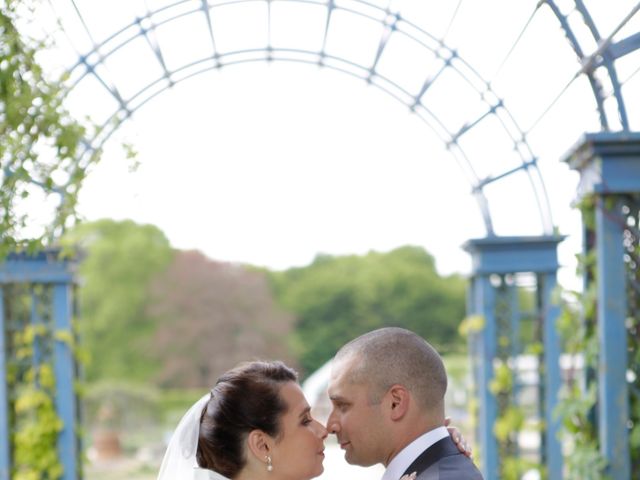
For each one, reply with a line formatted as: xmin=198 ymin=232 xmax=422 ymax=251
xmin=326 ymin=357 xmax=388 ymax=467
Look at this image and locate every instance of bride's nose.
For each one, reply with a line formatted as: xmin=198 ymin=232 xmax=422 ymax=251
xmin=314 ymin=420 xmax=328 ymax=439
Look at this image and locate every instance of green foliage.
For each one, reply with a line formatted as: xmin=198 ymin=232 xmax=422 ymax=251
xmin=83 ymin=381 xmax=161 ymax=431
xmin=269 ymin=245 xmax=467 ymax=375
xmin=489 ymin=357 xmax=531 ymax=479
xmin=13 ymin=385 xmax=64 ymax=480
xmin=148 ymin=250 xmax=296 ymax=388
xmin=8 ymin=295 xmax=66 ymax=480
xmin=61 ymin=219 xmax=173 ymax=382
xmin=0 ymin=2 xmax=102 ymax=469
xmin=624 ymin=205 xmax=640 ymax=475
xmin=489 ymin=361 xmax=513 ymax=396
xmin=458 ymin=314 xmax=484 ymax=336
xmin=0 ymin=1 xmax=100 ymax=256
xmin=554 ymin=197 xmax=606 ymax=479
xmin=154 ymin=388 xmax=205 ymax=422
xmin=460 ymin=277 xmax=544 ymax=479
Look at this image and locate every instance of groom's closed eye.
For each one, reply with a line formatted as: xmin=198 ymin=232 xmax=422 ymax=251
xmin=330 ymin=400 xmax=350 ymax=412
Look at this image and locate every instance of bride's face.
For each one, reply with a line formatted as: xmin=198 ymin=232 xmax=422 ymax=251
xmin=270 ymin=382 xmax=328 ymax=480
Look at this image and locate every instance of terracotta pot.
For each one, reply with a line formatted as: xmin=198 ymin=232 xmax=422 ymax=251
xmin=93 ymin=429 xmax=122 ymax=460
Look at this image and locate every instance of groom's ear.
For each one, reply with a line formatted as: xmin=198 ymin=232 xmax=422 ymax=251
xmin=247 ymin=429 xmax=272 ymax=459
xmin=386 ymin=384 xmax=410 ymax=421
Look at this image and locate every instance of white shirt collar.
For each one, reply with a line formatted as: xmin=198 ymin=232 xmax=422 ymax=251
xmin=381 ymin=426 xmax=449 ymax=480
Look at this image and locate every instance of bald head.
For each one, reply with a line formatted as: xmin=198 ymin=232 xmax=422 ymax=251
xmin=334 ymin=327 xmax=447 ymax=413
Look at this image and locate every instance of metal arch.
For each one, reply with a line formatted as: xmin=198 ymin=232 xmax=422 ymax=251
xmin=543 ymin=0 xmax=610 ymax=131
xmin=573 ymin=0 xmax=629 ymax=129
xmin=543 ymin=0 xmax=640 ymax=132
xmin=59 ymin=0 xmax=556 ymax=237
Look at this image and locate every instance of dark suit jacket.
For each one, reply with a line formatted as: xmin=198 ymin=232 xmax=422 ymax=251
xmin=402 ymin=437 xmax=484 ymax=480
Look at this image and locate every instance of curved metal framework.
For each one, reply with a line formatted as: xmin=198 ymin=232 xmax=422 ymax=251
xmin=545 ymin=0 xmax=639 ymax=131
xmin=43 ymin=0 xmax=639 ymax=236
xmin=57 ymin=0 xmax=551 ymax=236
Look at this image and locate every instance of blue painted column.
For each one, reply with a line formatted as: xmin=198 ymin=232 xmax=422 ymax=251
xmin=540 ymin=271 xmax=562 ymax=477
xmin=0 ymin=251 xmax=79 ymax=480
xmin=595 ymin=196 xmax=630 ymax=479
xmin=0 ymin=288 xmax=10 ymax=480
xmin=464 ymin=236 xmax=564 ymax=480
xmin=474 ymin=275 xmax=498 ymax=480
xmin=564 ymin=132 xmax=640 ymax=479
xmin=52 ymin=283 xmax=78 ymax=480
xmin=30 ymin=289 xmax=43 ymax=379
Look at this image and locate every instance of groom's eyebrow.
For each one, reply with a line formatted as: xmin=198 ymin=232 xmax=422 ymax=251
xmin=329 ymin=394 xmax=348 ymax=403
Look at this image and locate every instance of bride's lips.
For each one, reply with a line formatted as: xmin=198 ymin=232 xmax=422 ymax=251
xmin=339 ymin=441 xmax=350 ymax=449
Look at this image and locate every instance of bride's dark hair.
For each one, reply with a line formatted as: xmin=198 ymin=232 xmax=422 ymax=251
xmin=196 ymin=360 xmax=298 ymax=478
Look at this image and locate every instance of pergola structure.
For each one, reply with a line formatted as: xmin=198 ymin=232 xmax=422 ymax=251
xmin=2 ymin=1 xmax=640 ymax=479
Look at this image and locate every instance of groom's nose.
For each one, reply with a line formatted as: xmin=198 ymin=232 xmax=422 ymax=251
xmin=326 ymin=411 xmax=340 ymax=434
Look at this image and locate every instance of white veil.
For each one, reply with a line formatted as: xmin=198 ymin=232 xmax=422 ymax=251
xmin=157 ymin=393 xmax=229 ymax=480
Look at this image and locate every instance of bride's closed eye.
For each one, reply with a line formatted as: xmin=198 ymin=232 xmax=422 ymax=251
xmin=300 ymin=411 xmax=315 ymax=426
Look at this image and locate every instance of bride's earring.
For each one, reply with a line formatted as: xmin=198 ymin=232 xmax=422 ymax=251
xmin=266 ymin=455 xmax=273 ymax=472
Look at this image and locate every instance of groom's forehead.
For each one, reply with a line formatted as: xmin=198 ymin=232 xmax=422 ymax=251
xmin=329 ymin=362 xmax=370 ymax=396
xmin=330 ymin=354 xmax=360 ymax=380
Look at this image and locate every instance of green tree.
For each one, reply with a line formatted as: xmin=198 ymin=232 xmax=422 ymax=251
xmin=148 ymin=250 xmax=296 ymax=388
xmin=270 ymin=246 xmax=468 ymax=376
xmin=62 ymin=219 xmax=173 ymax=382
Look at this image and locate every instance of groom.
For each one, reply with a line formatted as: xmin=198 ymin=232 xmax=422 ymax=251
xmin=326 ymin=327 xmax=483 ymax=479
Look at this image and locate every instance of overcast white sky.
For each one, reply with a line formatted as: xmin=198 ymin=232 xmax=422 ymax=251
xmin=33 ymin=0 xmax=640 ymax=289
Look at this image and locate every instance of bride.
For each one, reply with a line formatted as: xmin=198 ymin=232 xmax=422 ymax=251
xmin=157 ymin=360 xmax=457 ymax=480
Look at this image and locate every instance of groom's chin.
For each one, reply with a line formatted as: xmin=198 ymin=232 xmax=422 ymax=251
xmin=344 ymin=453 xmax=372 ymax=467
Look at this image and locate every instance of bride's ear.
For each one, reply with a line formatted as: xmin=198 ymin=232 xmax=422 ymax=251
xmin=247 ymin=429 xmax=272 ymax=460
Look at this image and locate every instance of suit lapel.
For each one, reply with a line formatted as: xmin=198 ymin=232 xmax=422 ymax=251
xmin=401 ymin=437 xmax=460 ymax=478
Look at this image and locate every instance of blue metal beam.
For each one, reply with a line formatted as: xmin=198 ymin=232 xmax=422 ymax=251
xmin=564 ymin=132 xmax=640 ymax=196
xmin=544 ymin=0 xmax=610 ymax=130
xmin=52 ymin=284 xmax=78 ymax=480
xmin=472 ymin=275 xmax=499 ymax=480
xmin=608 ymin=32 xmax=640 ymax=61
xmin=30 ymin=289 xmax=43 ymax=378
xmin=367 ymin=11 xmax=399 ymax=82
xmin=201 ymin=0 xmax=219 ymax=63
xmin=463 ymin=236 xmax=564 ymax=275
xmin=0 ymin=252 xmax=74 ymax=284
xmin=447 ymin=101 xmax=502 ymax=147
xmin=595 ymin=197 xmax=630 ymax=479
xmin=0 ymin=288 xmax=10 ymax=480
xmin=540 ymin=271 xmax=562 ymax=479
xmin=572 ymin=0 xmax=630 ymax=130
xmin=472 ymin=158 xmax=538 ymax=193
xmin=319 ymin=0 xmax=335 ymax=61
xmin=410 ymin=57 xmax=450 ymax=110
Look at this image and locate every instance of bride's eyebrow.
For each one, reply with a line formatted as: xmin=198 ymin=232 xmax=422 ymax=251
xmin=298 ymin=406 xmax=311 ymax=418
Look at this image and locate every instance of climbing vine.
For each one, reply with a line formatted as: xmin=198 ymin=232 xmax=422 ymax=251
xmin=555 ymin=268 xmax=605 ymax=478
xmin=5 ymin=285 xmax=61 ymax=479
xmin=621 ymin=194 xmax=640 ymax=475
xmin=459 ymin=277 xmax=543 ymax=480
xmin=0 ymin=0 xmax=101 ymax=257
xmin=5 ymin=281 xmax=85 ymax=480
xmin=555 ymin=192 xmax=640 ymax=479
